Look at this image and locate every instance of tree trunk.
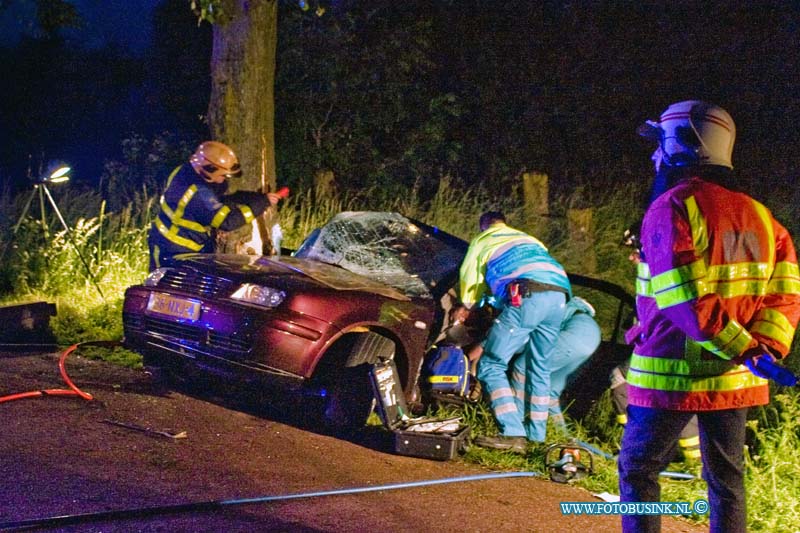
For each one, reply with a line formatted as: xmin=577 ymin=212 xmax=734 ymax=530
xmin=208 ymin=0 xmax=277 ymax=191
xmin=207 ymin=0 xmax=279 ymax=254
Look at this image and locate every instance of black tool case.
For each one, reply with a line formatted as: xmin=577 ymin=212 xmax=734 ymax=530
xmin=370 ymin=359 xmax=470 ymax=461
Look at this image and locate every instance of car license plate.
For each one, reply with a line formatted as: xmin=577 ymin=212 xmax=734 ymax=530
xmin=146 ymin=292 xmax=201 ymax=321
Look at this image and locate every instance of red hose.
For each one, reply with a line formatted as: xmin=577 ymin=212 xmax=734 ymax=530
xmin=0 ymin=343 xmax=94 ymax=404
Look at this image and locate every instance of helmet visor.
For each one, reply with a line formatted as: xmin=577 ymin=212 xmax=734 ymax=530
xmin=637 ymin=120 xmax=662 ymax=141
xmin=202 ymin=163 xmax=242 ymax=179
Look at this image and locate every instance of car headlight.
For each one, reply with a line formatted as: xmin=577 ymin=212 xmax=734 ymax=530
xmin=144 ymin=268 xmax=170 ymax=287
xmin=229 ymin=283 xmax=285 ymax=308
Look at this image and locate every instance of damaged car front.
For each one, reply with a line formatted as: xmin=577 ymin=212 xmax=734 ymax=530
xmin=123 ymin=212 xmax=467 ymax=431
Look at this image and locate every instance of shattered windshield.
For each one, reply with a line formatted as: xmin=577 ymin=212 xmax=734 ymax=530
xmin=293 ymin=212 xmax=467 ymax=299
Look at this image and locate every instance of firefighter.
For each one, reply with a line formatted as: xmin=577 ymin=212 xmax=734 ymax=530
xmin=454 ymin=211 xmax=571 ymax=452
xmin=618 ymin=100 xmax=800 ymax=533
xmin=148 ymin=141 xmax=281 ymax=271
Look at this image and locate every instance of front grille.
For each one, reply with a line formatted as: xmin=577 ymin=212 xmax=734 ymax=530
xmin=158 ymin=268 xmax=237 ymax=299
xmin=124 ymin=312 xmax=253 ymax=358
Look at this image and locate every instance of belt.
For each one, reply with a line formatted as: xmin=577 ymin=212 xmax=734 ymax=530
xmin=507 ymin=279 xmax=568 ymax=299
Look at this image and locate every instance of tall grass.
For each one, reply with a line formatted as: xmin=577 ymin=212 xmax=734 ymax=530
xmin=2 ymin=178 xmax=799 ymax=531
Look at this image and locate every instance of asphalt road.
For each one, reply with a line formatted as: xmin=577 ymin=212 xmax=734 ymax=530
xmin=0 ymin=349 xmax=704 ymax=533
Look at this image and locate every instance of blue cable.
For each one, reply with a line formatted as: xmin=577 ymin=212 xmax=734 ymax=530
xmin=0 ymin=472 xmax=539 ymax=531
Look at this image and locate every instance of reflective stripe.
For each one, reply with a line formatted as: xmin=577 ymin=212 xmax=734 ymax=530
xmin=638 ymin=261 xmax=650 ymax=279
xmin=751 ymin=308 xmax=796 ymax=348
xmin=490 ymin=387 xmax=515 ymax=401
xmin=239 ymin=204 xmax=256 ymax=224
xmin=495 ymin=403 xmax=519 ymax=416
xmin=696 ymin=319 xmax=752 ymax=360
xmin=684 ymin=340 xmax=733 ymax=374
xmin=165 ymin=165 xmax=181 ymax=188
xmin=752 ymin=199 xmax=776 ymax=267
xmin=210 ymin=205 xmax=231 ymax=228
xmin=685 ymin=195 xmax=708 ymax=253
xmin=654 ymin=278 xmax=710 ymax=308
xmin=708 ymin=262 xmax=770 ymax=281
xmin=160 ymin=185 xmax=209 ymax=233
xmin=506 ymin=262 xmax=568 ymax=281
xmin=651 ymin=259 xmax=707 ymax=294
xmin=155 ymin=218 xmax=204 ymax=251
xmin=527 ymin=411 xmax=549 ymax=421
xmin=631 ymin=353 xmax=731 ymax=377
xmin=636 ymin=262 xmax=653 ymax=297
xmin=769 ymin=278 xmax=800 ymax=294
xmin=490 ymin=235 xmax=549 ymax=260
xmin=636 ymin=277 xmax=652 ymax=297
xmin=529 ymin=395 xmax=550 ymax=405
xmin=682 ymin=448 xmax=702 ymax=459
xmin=774 ymin=261 xmax=800 ymax=278
xmin=769 ymin=262 xmax=800 ymax=294
xmin=627 ymin=365 xmax=766 ymax=392
xmin=679 ymin=435 xmax=700 ymax=447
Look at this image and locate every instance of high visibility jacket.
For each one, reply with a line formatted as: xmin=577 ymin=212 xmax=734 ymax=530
xmin=149 ymin=164 xmax=268 ymax=259
xmin=459 ymin=222 xmax=571 ymax=308
xmin=628 ymin=176 xmax=800 ymax=411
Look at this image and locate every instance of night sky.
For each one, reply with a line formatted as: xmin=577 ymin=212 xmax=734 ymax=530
xmin=0 ymin=0 xmax=159 ymax=53
xmin=0 ymin=0 xmax=163 ymax=188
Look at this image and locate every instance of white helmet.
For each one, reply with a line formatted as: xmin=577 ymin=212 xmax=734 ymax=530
xmin=638 ymin=100 xmax=735 ymax=169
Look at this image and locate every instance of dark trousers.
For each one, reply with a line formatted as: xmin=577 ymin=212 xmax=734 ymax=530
xmin=618 ymin=405 xmax=747 ymax=533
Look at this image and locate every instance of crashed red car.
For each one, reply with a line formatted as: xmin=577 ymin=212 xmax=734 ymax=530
xmin=122 ymin=211 xmax=634 ymax=432
xmin=123 ymin=212 xmax=467 ymax=431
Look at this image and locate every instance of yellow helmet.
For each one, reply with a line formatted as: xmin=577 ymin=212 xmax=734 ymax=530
xmin=189 ymin=141 xmax=242 ymax=182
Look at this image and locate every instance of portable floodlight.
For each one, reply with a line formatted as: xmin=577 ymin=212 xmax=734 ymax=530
xmin=8 ymin=161 xmax=104 ymax=299
xmin=45 ymin=165 xmax=71 ymax=183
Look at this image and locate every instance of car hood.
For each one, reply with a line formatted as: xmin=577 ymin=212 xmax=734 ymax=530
xmin=172 ymin=253 xmax=413 ymax=301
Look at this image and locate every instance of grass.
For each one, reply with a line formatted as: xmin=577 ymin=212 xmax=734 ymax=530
xmin=1 ymin=178 xmax=799 ymax=531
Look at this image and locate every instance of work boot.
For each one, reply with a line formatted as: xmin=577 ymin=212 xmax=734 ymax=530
xmin=473 ymin=435 xmax=528 ymax=453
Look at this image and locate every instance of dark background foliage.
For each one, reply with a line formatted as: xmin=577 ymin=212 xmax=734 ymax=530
xmin=2 ymin=1 xmax=799 ymax=214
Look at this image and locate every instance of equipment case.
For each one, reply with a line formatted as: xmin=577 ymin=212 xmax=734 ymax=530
xmin=369 ymin=359 xmax=470 ymax=461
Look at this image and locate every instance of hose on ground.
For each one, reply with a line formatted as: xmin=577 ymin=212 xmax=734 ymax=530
xmin=0 ymin=340 xmax=120 ymax=404
xmin=0 ymin=472 xmax=539 ymax=531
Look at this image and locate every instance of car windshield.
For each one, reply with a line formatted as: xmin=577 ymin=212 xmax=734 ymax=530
xmin=293 ymin=212 xmax=467 ymax=299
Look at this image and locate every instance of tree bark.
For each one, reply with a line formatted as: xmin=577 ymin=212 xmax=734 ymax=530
xmin=208 ymin=0 xmax=277 ymax=192
xmin=207 ymin=0 xmax=279 ymax=254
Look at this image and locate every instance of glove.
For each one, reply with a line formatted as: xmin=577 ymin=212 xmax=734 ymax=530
xmin=743 ymin=352 xmax=776 ymax=380
xmin=731 ymin=342 xmax=776 ymax=366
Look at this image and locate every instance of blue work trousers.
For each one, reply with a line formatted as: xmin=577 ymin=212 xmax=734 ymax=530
xmin=510 ymin=310 xmax=600 ymax=428
xmin=619 ymin=405 xmax=747 ymax=533
xmin=477 ymin=291 xmax=566 ymax=441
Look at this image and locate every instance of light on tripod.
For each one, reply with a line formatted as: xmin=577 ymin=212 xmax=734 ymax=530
xmin=46 ymin=165 xmax=71 ymax=183
xmin=37 ymin=163 xmax=71 ymax=184
xmin=10 ymin=160 xmax=105 ymax=299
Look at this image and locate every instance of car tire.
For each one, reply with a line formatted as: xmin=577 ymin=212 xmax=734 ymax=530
xmin=309 ymin=363 xmax=375 ymax=435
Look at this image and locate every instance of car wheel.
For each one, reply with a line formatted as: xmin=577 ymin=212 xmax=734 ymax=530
xmin=310 ymin=363 xmax=375 ymax=435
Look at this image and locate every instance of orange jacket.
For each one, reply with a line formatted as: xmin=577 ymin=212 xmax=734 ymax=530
xmin=628 ymin=177 xmax=800 ymax=410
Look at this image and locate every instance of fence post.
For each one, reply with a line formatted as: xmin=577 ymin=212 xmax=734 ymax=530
xmin=566 ymin=207 xmax=597 ymax=273
xmin=522 ymin=171 xmax=551 ymax=240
